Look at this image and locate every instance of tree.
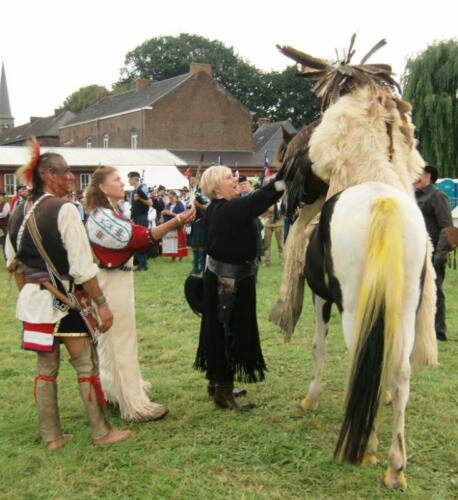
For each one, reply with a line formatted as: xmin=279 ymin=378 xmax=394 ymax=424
xmin=403 ymin=40 xmax=458 ymax=178
xmin=260 ymin=67 xmax=320 ymax=128
xmin=59 ymin=84 xmax=109 ymax=114
xmin=116 ymin=33 xmax=317 ymax=128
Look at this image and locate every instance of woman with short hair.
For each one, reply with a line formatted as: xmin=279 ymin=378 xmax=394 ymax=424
xmin=193 ymin=166 xmax=284 ymax=409
xmin=84 ymin=166 xmax=195 ymax=422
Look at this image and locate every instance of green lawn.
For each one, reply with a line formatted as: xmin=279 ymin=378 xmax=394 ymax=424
xmin=0 ymin=253 xmax=457 ymax=499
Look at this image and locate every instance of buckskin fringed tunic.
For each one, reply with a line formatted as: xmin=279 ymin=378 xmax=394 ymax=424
xmin=86 ymin=207 xmax=162 ymax=421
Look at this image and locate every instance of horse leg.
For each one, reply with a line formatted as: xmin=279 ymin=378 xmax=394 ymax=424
xmin=362 ymin=428 xmax=379 ymax=465
xmin=383 ymin=316 xmax=414 ymax=490
xmin=301 ymin=295 xmax=329 ymax=412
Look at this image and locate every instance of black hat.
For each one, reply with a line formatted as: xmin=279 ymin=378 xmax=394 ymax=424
xmin=127 ymin=171 xmax=141 ymax=179
xmin=184 ymin=276 xmax=204 ymax=316
xmin=424 ymin=165 xmax=439 ymax=184
xmin=181 ymin=186 xmax=189 ymax=192
xmin=238 ymin=175 xmax=248 ymax=183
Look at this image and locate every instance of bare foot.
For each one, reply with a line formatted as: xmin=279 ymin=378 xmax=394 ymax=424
xmin=94 ymin=428 xmax=132 ymax=446
xmin=47 ymin=434 xmax=73 ymax=451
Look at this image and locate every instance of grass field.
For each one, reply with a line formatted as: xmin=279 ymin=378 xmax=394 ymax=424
xmin=0 ymin=252 xmax=457 ymax=499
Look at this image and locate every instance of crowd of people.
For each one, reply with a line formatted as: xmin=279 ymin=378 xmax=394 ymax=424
xmin=1 ymin=137 xmax=456 ymax=451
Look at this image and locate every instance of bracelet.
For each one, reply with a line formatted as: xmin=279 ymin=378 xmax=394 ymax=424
xmin=176 ymin=214 xmax=183 ymax=226
xmin=94 ymin=295 xmax=107 ymax=306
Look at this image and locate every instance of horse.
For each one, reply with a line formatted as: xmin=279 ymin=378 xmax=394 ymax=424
xmin=273 ymin=86 xmax=438 ymax=490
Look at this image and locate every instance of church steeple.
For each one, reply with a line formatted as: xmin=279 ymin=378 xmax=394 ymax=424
xmin=0 ymin=62 xmax=14 ymax=130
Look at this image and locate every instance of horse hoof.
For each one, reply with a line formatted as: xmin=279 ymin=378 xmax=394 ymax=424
xmin=362 ymin=452 xmax=378 ymax=465
xmin=383 ymin=467 xmax=407 ymax=490
xmin=384 ymin=390 xmax=393 ymax=406
xmin=300 ymin=397 xmax=319 ymax=411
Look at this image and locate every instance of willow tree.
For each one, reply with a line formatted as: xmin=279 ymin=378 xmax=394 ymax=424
xmin=403 ymin=40 xmax=458 ymax=178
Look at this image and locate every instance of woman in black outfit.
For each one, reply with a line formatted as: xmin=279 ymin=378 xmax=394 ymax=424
xmin=193 ymin=166 xmax=284 ymax=410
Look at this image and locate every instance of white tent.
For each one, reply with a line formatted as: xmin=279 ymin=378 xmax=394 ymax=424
xmin=0 ymin=146 xmax=188 ymax=189
xmin=114 ymin=164 xmax=187 ymax=190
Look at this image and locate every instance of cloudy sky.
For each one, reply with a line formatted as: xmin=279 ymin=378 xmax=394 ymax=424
xmin=1 ymin=0 xmax=456 ymax=125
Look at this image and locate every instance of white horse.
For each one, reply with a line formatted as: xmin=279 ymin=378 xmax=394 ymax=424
xmin=302 ymin=181 xmax=427 ymax=489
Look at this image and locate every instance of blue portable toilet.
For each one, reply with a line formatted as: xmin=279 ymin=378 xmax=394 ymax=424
xmin=436 ymin=178 xmax=457 ymax=209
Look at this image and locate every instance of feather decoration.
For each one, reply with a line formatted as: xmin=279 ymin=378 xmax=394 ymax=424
xmin=18 ymin=137 xmax=41 ymax=185
xmin=277 ymin=34 xmax=399 ymax=110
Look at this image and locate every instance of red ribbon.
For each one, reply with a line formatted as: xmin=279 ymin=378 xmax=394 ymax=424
xmin=77 ymin=376 xmax=107 ymax=409
xmin=34 ymin=374 xmax=57 ymax=402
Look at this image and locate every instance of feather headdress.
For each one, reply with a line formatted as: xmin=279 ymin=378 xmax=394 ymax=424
xmin=277 ymin=34 xmax=400 ymax=110
xmin=17 ymin=137 xmax=41 ymax=185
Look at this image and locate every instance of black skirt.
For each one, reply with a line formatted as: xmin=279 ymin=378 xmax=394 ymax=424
xmin=194 ymin=268 xmax=266 ymax=383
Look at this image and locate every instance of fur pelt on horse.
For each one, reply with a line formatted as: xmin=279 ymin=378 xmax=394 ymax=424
xmin=272 ymin=83 xmax=437 ymax=369
xmin=268 ymin=200 xmax=324 ymax=339
xmin=308 ymin=85 xmax=437 ymax=370
xmin=309 ymin=85 xmax=424 ymax=198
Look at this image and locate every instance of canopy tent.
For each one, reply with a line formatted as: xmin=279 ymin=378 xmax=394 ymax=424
xmin=114 ymin=164 xmax=187 ymax=190
xmin=0 ymin=146 xmax=188 ymax=189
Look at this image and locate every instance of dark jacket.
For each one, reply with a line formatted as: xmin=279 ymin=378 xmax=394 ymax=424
xmin=415 ymin=184 xmax=453 ymax=249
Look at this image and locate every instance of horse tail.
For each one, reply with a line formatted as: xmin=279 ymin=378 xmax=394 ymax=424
xmin=334 ymin=196 xmax=404 ymax=464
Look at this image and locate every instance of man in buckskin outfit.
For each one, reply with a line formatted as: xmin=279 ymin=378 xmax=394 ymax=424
xmin=6 ymin=142 xmax=131 ymax=450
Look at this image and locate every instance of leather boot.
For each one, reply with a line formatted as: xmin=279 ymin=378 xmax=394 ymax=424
xmin=207 ymin=380 xmax=247 ymax=399
xmin=213 ymin=382 xmax=255 ymax=411
xmin=36 ymin=350 xmax=63 ymax=443
xmin=69 ymin=341 xmax=111 ymax=440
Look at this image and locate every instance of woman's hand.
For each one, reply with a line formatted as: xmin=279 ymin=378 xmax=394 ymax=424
xmin=180 ymin=205 xmax=196 ymax=225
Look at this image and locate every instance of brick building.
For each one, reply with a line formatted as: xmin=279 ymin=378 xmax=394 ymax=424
xmin=60 ymin=64 xmax=253 ymax=153
xmin=0 ymin=110 xmax=75 ymax=146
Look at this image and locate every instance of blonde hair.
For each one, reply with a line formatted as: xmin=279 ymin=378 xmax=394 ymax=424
xmin=200 ymin=166 xmax=231 ymax=199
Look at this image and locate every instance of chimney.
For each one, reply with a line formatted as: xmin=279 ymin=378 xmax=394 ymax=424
xmin=190 ymin=63 xmax=212 ymax=76
xmin=135 ymin=78 xmax=150 ymax=92
xmin=256 ymin=118 xmax=271 ymax=128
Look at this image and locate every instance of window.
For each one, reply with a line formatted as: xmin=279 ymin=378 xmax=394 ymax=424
xmin=131 ymin=130 xmax=138 ymax=149
xmin=4 ymin=173 xmax=16 ymax=195
xmin=80 ymin=173 xmax=92 ymax=190
xmin=86 ymin=136 xmax=92 ymax=148
xmin=103 ymin=133 xmax=109 ymax=148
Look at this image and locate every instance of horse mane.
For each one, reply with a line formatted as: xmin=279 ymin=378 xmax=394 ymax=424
xmin=276 ymin=119 xmax=328 ymax=217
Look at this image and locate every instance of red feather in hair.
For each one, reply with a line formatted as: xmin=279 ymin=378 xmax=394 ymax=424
xmin=24 ymin=140 xmax=41 ymax=184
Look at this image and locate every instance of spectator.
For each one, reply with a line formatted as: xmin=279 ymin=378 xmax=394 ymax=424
xmin=10 ymin=185 xmax=28 ymax=212
xmin=0 ymin=191 xmax=10 ymax=261
xmin=414 ymin=165 xmax=454 ymax=341
xmin=180 ymin=186 xmax=190 ymax=206
xmin=187 ymin=178 xmax=209 ymax=275
xmin=161 ymin=191 xmax=188 ymax=261
xmin=128 ymin=172 xmax=152 ymax=272
xmin=263 ymin=200 xmax=284 ymax=266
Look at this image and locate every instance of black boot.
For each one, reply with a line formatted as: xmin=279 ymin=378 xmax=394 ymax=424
xmin=207 ymin=380 xmax=247 ymax=398
xmin=213 ymin=382 xmax=254 ymax=411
